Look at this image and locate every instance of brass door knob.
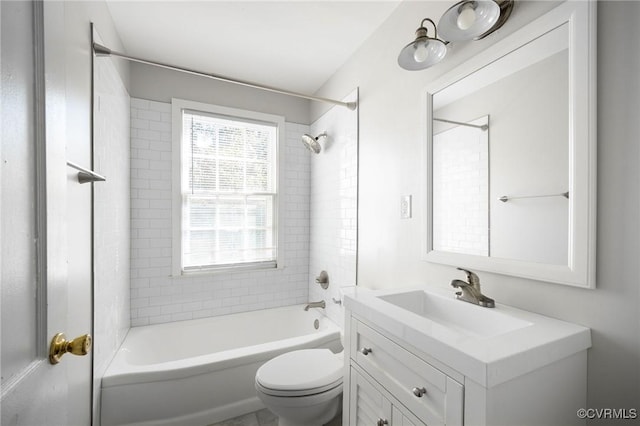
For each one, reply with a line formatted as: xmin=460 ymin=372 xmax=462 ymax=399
xmin=49 ymin=333 xmax=92 ymax=364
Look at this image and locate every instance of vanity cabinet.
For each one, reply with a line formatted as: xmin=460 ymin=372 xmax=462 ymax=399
xmin=342 ymin=289 xmax=590 ymax=426
xmin=347 ymin=317 xmax=463 ymax=426
xmin=350 ymin=365 xmax=427 ymax=426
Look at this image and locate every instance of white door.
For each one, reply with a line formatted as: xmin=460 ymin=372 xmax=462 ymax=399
xmin=1 ymin=1 xmax=93 ymax=425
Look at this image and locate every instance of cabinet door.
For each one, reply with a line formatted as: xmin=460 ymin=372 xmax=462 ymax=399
xmin=392 ymin=406 xmax=428 ymax=426
xmin=350 ymin=368 xmax=392 ymax=426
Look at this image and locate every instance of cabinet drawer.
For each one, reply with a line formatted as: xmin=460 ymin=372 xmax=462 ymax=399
xmin=351 ymin=319 xmax=463 ymax=425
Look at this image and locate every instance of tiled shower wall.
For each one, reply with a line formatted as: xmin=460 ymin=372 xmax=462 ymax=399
xmin=432 ymin=122 xmax=489 ymax=256
xmin=93 ymin=47 xmax=131 ymax=422
xmin=129 ymin=98 xmax=311 ymax=326
xmin=308 ymin=90 xmax=358 ymax=329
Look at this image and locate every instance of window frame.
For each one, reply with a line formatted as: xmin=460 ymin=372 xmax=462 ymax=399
xmin=171 ymin=98 xmax=286 ymax=275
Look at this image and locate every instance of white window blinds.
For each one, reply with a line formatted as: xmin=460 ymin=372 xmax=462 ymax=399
xmin=180 ymin=109 xmax=277 ymax=271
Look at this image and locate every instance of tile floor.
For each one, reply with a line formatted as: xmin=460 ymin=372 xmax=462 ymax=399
xmin=209 ymin=408 xmax=342 ymax=426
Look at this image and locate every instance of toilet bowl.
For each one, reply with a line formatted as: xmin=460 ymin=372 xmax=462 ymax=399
xmin=255 ymin=348 xmax=344 ymax=426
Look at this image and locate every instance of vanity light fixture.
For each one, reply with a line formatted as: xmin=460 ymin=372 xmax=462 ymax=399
xmin=397 ymin=18 xmax=448 ymax=70
xmin=398 ymin=0 xmax=514 ymax=70
xmin=439 ymin=0 xmax=502 ymax=41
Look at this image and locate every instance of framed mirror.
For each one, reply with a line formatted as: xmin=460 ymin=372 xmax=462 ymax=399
xmin=424 ymin=1 xmax=596 ymax=288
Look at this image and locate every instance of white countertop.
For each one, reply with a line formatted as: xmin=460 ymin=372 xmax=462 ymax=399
xmin=344 ymin=286 xmax=591 ymax=388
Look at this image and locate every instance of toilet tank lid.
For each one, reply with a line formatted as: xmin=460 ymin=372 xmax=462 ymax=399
xmin=256 ymin=349 xmax=343 ymax=391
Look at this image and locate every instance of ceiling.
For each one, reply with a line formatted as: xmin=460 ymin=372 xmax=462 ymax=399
xmin=105 ymin=1 xmax=403 ymax=94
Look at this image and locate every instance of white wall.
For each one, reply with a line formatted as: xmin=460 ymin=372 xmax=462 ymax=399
xmin=313 ymin=0 xmax=640 ymax=413
xmin=129 ymin=98 xmax=311 ymax=326
xmin=307 ymin=90 xmax=359 ymax=328
xmin=130 ymin=63 xmax=310 ymax=125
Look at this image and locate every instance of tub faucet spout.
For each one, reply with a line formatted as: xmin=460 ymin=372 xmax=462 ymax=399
xmin=304 ymin=300 xmax=326 ymax=311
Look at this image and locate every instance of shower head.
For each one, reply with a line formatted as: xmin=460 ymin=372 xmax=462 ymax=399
xmin=302 ymin=132 xmax=327 ymax=154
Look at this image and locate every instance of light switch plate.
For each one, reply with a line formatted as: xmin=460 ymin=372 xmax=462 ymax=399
xmin=400 ymin=195 xmax=412 ymax=219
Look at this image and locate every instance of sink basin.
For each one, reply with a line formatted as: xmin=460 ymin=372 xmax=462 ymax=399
xmin=377 ymin=290 xmax=532 ymax=338
xmin=344 ymin=286 xmax=591 ymax=388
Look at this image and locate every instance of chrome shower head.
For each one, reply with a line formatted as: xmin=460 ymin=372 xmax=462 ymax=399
xmin=301 ymin=132 xmax=327 ymax=154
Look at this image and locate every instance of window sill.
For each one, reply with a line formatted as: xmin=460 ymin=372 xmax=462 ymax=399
xmin=173 ymin=261 xmax=283 ymax=278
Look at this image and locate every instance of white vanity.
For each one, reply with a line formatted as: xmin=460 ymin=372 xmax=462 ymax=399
xmin=342 ymin=287 xmax=591 ymax=426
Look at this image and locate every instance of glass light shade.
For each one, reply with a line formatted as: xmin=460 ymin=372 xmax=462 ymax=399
xmin=457 ymin=4 xmax=477 ymax=30
xmin=438 ymin=0 xmax=500 ymax=42
xmin=414 ymin=43 xmax=430 ymax=62
xmin=398 ymin=37 xmax=447 ymax=70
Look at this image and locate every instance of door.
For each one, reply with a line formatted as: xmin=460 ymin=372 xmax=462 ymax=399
xmin=1 ymin=1 xmax=93 ymax=425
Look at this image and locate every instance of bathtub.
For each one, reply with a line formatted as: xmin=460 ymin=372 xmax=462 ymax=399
xmin=101 ymin=305 xmax=342 ymax=426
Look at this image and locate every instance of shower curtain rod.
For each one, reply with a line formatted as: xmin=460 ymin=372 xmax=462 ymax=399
xmin=93 ymin=43 xmax=357 ymax=111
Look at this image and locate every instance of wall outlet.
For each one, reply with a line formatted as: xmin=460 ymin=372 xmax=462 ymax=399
xmin=400 ymin=195 xmax=412 ymax=219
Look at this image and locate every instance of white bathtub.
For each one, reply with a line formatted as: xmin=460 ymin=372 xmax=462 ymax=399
xmin=101 ymin=305 xmax=342 ymax=426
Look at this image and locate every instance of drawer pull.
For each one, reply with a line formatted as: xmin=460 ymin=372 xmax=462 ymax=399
xmin=360 ymin=347 xmax=373 ymax=355
xmin=376 ymin=419 xmax=389 ymax=426
xmin=412 ymin=386 xmax=427 ymax=397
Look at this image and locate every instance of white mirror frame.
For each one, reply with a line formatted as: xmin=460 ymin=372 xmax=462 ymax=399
xmin=423 ymin=1 xmax=597 ymax=288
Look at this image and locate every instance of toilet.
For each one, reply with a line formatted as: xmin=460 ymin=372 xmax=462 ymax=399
xmin=255 ymin=348 xmax=344 ymax=426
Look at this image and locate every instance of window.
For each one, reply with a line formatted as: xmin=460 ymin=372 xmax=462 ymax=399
xmin=172 ymin=99 xmax=284 ymax=273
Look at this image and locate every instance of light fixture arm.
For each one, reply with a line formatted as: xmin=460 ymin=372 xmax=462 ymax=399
xmin=398 ymin=17 xmax=448 ymax=70
xmin=419 ymin=18 xmax=440 ymax=40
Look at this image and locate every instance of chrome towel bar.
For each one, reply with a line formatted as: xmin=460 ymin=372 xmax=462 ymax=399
xmin=433 ymin=117 xmax=489 ymax=131
xmin=66 ymin=161 xmax=106 ymax=184
xmin=499 ymin=191 xmax=569 ymax=203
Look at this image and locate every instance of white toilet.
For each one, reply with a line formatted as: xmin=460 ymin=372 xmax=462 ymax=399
xmin=255 ymin=348 xmax=344 ymax=426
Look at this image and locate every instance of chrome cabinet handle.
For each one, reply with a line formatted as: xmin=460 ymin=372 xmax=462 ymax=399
xmin=377 ymin=419 xmax=388 ymax=426
xmin=412 ymin=386 xmax=427 ymax=397
xmin=360 ymin=347 xmax=372 ymax=355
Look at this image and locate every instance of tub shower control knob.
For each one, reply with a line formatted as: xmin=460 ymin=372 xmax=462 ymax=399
xmin=315 ymin=270 xmax=329 ymax=289
xmin=377 ymin=419 xmax=389 ymax=426
xmin=360 ymin=347 xmax=372 ymax=355
xmin=412 ymin=386 xmax=427 ymax=397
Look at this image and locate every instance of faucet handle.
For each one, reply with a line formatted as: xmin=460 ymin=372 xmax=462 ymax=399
xmin=457 ymin=267 xmax=480 ymax=287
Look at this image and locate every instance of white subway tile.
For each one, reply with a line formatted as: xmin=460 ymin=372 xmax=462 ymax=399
xmin=137 ymin=109 xmax=162 ymax=122
xmin=138 ymin=306 xmax=161 ymax=317
xmin=131 ymin=317 xmax=149 ymax=327
xmin=130 ymin=99 xmax=311 ymax=326
xmin=148 ymin=314 xmax=172 ymax=325
xmin=170 ymin=312 xmax=193 ymax=322
xmin=149 ymin=121 xmax=171 ymax=132
xmin=148 ymin=101 xmax=171 ymax=113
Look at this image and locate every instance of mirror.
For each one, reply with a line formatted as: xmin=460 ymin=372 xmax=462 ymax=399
xmin=424 ymin=1 xmax=596 ymax=288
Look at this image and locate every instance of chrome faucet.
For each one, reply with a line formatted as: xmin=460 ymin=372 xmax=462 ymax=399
xmin=451 ymin=267 xmax=495 ymax=308
xmin=304 ymin=300 xmax=326 ymax=311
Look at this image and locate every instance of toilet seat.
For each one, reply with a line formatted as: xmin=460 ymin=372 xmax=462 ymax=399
xmin=256 ymin=376 xmax=342 ymax=397
xmin=256 ymin=349 xmax=343 ymax=397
